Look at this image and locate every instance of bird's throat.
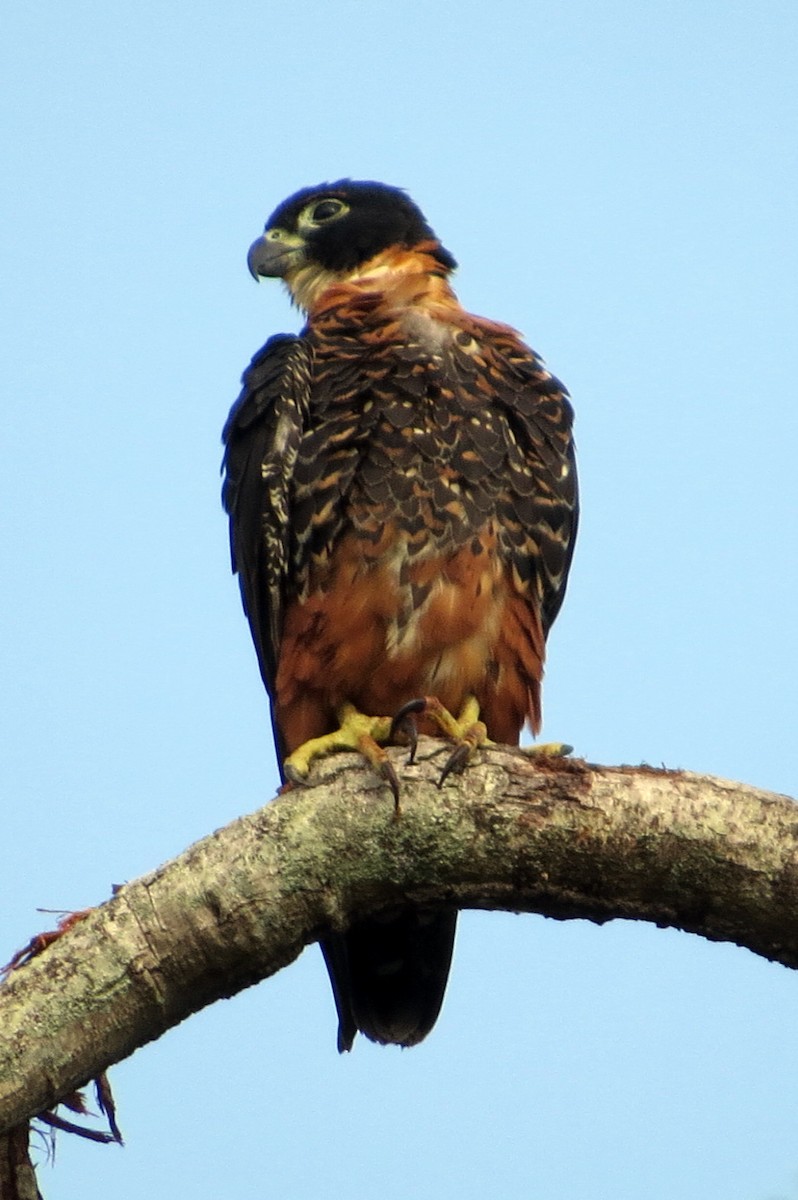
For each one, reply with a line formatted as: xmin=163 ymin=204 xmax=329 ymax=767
xmin=286 ymin=241 xmax=459 ymax=318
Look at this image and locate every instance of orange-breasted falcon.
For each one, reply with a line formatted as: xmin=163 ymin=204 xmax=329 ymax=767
xmin=222 ymin=180 xmax=578 ymax=1051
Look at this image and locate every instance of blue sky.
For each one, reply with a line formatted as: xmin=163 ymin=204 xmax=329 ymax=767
xmin=2 ymin=3 xmax=797 ymax=1197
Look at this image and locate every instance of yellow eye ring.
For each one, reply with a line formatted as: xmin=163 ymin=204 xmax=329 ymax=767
xmin=298 ymin=197 xmax=349 ymax=228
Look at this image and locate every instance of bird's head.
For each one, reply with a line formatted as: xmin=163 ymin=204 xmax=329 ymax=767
xmin=247 ymin=180 xmax=457 ymax=312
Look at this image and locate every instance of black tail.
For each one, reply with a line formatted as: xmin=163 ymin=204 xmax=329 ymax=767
xmin=321 ymin=908 xmax=457 ymax=1051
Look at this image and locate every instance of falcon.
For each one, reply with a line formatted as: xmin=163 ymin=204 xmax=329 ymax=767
xmin=222 ymin=181 xmax=578 ymax=1050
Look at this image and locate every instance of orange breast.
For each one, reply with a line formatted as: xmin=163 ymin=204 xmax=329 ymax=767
xmin=274 ymin=523 xmax=545 ymax=753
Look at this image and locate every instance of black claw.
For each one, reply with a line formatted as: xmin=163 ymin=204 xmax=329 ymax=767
xmin=404 ymin=721 xmax=418 ymax=766
xmin=438 ymin=742 xmax=472 ymax=788
xmin=391 ymin=714 xmax=418 ymax=763
xmin=390 ymin=697 xmax=427 ymax=731
xmin=390 ymin=698 xmax=427 ymax=765
xmin=380 ymin=759 xmax=401 ymax=814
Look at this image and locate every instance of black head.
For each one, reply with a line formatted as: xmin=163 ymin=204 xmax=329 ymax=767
xmin=247 ymin=180 xmax=457 ymax=284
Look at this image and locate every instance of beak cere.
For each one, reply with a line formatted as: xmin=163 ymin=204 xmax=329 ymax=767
xmin=247 ymin=233 xmax=302 ymax=280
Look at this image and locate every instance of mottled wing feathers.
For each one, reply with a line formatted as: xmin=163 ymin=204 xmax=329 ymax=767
xmin=487 ymin=335 xmax=578 ymax=634
xmin=222 ymin=334 xmax=313 ymax=747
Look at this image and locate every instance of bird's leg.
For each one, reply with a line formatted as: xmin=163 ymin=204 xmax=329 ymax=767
xmin=284 ymin=703 xmax=401 ymax=810
xmin=391 ymin=695 xmax=489 ymax=786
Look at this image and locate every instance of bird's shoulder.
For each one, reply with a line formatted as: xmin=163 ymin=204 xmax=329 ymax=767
xmin=222 ymin=333 xmax=312 ymax=443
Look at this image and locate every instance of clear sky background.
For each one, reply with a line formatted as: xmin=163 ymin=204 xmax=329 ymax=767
xmin=2 ymin=3 xmax=797 ymax=1198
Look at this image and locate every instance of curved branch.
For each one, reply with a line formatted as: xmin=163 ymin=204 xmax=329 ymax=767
xmin=1 ymin=740 xmax=796 ymax=1132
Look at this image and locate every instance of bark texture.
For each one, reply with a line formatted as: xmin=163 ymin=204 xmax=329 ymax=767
xmin=1 ymin=740 xmax=796 ymax=1135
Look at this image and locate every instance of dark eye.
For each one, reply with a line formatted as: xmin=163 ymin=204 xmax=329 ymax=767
xmin=310 ymin=199 xmax=345 ymax=222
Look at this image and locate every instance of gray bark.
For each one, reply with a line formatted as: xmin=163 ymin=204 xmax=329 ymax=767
xmin=1 ymin=739 xmax=796 ymax=1135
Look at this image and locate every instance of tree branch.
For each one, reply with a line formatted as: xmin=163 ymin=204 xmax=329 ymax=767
xmin=2 ymin=739 xmax=796 ymax=1133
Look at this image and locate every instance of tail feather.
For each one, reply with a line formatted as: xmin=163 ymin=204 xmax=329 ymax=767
xmin=322 ymin=908 xmax=457 ymax=1051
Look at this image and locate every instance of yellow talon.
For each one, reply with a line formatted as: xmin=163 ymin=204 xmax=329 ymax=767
xmin=521 ymin=741 xmax=573 ymax=758
xmin=284 ymin=703 xmax=399 ymax=807
xmin=422 ymin=695 xmax=485 ymax=742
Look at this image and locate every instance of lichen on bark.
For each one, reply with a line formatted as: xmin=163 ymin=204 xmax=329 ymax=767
xmin=1 ymin=738 xmax=796 ymax=1137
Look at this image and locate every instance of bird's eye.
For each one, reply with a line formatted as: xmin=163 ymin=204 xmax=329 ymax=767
xmin=305 ymin=198 xmax=348 ymax=224
xmin=311 ymin=199 xmax=344 ymax=221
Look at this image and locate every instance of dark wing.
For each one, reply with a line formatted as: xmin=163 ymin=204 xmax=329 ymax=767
xmin=222 ymin=333 xmax=313 ymax=757
xmin=495 ymin=344 xmax=579 ymax=635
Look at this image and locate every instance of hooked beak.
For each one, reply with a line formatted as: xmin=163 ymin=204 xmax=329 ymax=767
xmin=247 ymin=230 xmax=304 ymax=281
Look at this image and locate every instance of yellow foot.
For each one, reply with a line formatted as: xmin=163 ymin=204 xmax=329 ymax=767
xmin=391 ymin=694 xmax=489 ymax=787
xmin=520 ymin=742 xmax=573 ymax=758
xmin=284 ymin=703 xmax=400 ymax=809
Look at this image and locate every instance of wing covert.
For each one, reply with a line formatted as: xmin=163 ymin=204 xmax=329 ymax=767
xmin=222 ymin=333 xmax=313 ymax=722
xmin=494 ymin=348 xmax=579 ymax=634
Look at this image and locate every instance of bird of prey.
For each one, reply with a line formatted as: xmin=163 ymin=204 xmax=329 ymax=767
xmin=222 ymin=181 xmax=578 ymax=1051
